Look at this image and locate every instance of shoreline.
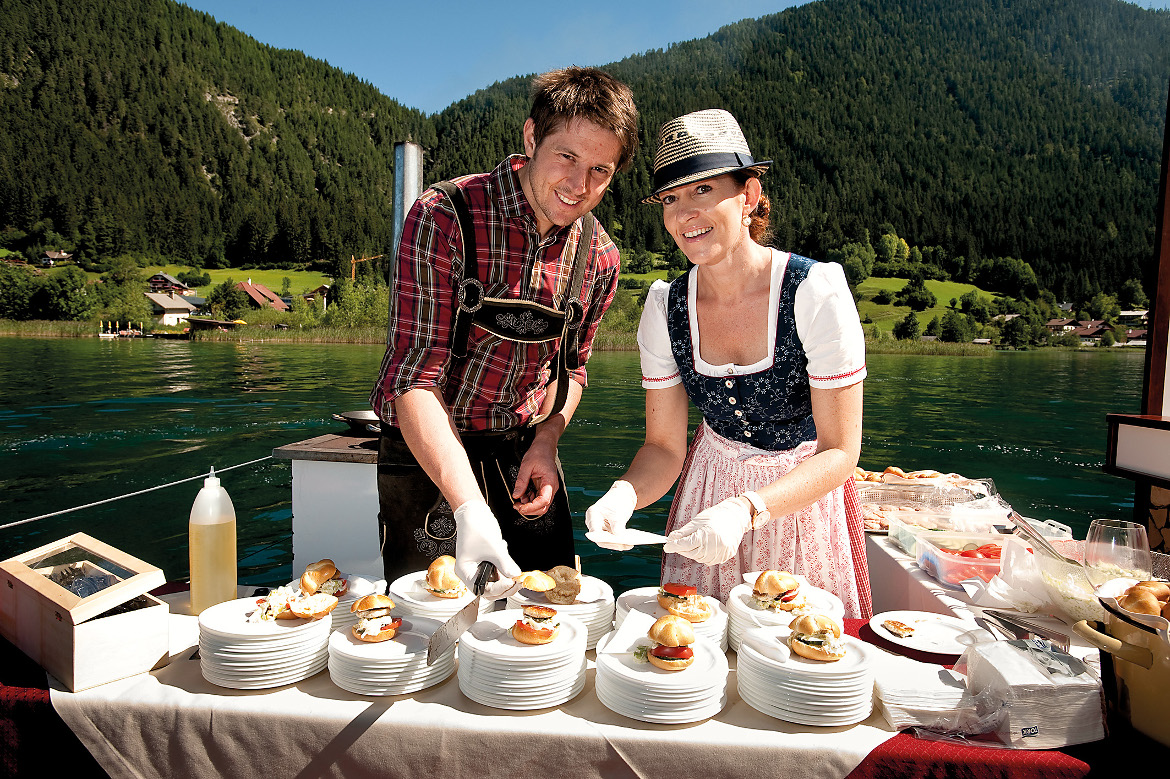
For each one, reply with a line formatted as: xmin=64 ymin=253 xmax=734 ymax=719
xmin=0 ymin=320 xmax=1146 ymax=355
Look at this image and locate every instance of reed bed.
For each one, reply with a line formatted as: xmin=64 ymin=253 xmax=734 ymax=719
xmin=0 ymin=319 xmax=98 ymax=337
xmin=864 ymin=338 xmax=994 ymax=356
xmin=190 ymin=325 xmax=387 ymax=344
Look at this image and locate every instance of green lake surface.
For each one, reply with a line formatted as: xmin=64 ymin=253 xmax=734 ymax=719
xmin=0 ymin=337 xmax=1145 ymax=592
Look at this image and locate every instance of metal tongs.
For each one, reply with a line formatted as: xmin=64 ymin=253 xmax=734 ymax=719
xmin=1010 ymin=511 xmax=1079 ymax=566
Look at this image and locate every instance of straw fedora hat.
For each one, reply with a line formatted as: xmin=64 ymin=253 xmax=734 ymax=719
xmin=643 ymin=109 xmax=771 ymax=204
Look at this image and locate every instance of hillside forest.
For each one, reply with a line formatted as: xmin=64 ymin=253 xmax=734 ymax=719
xmin=0 ymin=0 xmax=1166 ymax=346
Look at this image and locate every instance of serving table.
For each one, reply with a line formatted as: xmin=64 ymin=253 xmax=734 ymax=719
xmin=3 ymin=543 xmax=1168 ymax=778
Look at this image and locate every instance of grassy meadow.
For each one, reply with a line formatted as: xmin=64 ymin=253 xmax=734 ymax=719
xmin=855 ymin=277 xmax=998 ymax=334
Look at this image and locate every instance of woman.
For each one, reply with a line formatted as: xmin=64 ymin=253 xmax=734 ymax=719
xmin=585 ymin=109 xmax=871 ymax=618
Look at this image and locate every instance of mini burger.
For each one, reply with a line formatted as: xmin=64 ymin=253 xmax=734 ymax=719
xmin=657 ymin=582 xmax=713 ymax=623
xmin=514 ymin=570 xmax=557 ymax=592
xmin=301 ymin=558 xmax=348 ymax=598
xmin=511 ymin=605 xmax=561 ymax=645
xmin=350 ymin=594 xmax=402 ymax=643
xmin=423 ymin=555 xmax=467 ymax=599
xmin=751 ymin=570 xmax=804 ymax=612
xmin=788 ymin=614 xmax=847 ymax=662
xmin=645 ymin=615 xmax=696 ymax=671
xmin=544 ymin=565 xmax=582 ymax=605
xmin=289 ymin=592 xmax=339 ymax=620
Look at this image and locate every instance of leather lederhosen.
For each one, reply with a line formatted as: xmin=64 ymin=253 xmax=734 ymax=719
xmin=376 ymin=181 xmax=594 ymax=582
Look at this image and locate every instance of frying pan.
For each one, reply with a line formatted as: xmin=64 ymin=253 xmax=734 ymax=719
xmin=332 ymin=410 xmax=381 ymax=434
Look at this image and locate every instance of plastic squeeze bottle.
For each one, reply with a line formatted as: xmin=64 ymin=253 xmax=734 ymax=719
xmin=189 ymin=467 xmax=238 ymax=614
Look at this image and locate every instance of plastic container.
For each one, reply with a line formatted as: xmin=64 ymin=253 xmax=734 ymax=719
xmin=189 ymin=467 xmax=237 ymax=615
xmin=915 ymin=531 xmax=1010 ymax=588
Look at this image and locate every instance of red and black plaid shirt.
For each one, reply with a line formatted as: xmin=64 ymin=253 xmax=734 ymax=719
xmin=370 ymin=155 xmax=620 ymax=432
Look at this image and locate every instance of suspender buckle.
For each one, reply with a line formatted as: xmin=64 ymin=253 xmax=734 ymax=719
xmin=458 ymin=278 xmax=485 ymax=313
xmin=564 ymin=298 xmax=585 ymax=329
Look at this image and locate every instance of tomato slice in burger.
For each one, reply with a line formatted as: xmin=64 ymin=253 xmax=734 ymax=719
xmin=650 ymin=645 xmax=694 ymax=659
xmin=514 ymin=619 xmax=554 ymax=635
xmin=380 ymin=617 xmax=403 ymax=634
xmin=662 ymin=583 xmax=697 ymax=597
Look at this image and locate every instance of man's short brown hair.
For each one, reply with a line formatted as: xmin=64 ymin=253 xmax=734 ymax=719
xmin=529 ymin=66 xmax=639 ymax=172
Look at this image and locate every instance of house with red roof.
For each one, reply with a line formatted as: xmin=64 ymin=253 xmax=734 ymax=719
xmin=235 ymin=279 xmax=289 ymax=312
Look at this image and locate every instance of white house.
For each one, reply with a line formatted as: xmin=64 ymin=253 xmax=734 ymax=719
xmin=144 ymin=291 xmax=197 ymax=326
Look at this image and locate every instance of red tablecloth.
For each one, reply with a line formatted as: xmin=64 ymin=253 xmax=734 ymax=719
xmin=2 ymin=613 xmax=1165 ymax=778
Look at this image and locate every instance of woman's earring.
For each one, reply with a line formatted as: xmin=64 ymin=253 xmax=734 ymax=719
xmin=742 ymin=215 xmax=752 ymax=226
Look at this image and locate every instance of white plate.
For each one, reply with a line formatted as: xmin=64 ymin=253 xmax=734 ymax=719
xmin=726 ymin=583 xmax=845 ymax=625
xmin=738 ymin=628 xmax=875 ymax=677
xmin=388 ymin=570 xmax=476 ymax=609
xmin=459 ymin=672 xmax=586 ymax=710
xmin=738 ymin=683 xmax=872 ymax=726
xmin=615 ymin=587 xmax=727 ymax=631
xmin=328 ymin=616 xmax=442 ymax=660
xmin=585 ymin=528 xmax=670 ymax=547
xmin=457 ymin=610 xmax=586 ymax=660
xmin=202 ymin=657 xmax=328 ymax=689
xmin=869 ymin=610 xmax=990 ymax=655
xmin=596 ymin=682 xmax=727 ymax=724
xmin=594 ymin=631 xmax=728 ymax=690
xmin=509 ymin=575 xmax=613 ymax=607
xmin=198 ymin=597 xmax=332 ymax=639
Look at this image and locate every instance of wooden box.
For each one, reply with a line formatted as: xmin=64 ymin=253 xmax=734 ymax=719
xmin=0 ymin=532 xmax=169 ymax=692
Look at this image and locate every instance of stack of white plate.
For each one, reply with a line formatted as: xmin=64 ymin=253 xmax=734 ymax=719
xmin=736 ymin=625 xmax=875 ymax=727
xmin=725 ymin=575 xmax=845 ymax=651
xmin=197 ymin=597 xmax=332 ymax=689
xmin=594 ymin=630 xmax=729 ymax=724
xmin=456 ymin=610 xmax=587 ymax=710
xmin=507 ymin=575 xmax=615 ymax=649
xmin=328 ymin=615 xmax=455 ymax=696
xmin=615 ymin=586 xmax=728 ymax=651
xmin=388 ymin=570 xmax=494 ymax=621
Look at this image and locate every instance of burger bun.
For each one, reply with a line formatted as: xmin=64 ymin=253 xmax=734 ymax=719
xmin=544 ymin=565 xmax=582 ymax=605
xmin=424 ymin=555 xmax=466 ymax=598
xmin=300 ymin=558 xmax=339 ymax=595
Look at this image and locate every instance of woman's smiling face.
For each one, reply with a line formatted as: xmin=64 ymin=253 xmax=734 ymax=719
xmin=659 ymin=174 xmax=754 ymax=266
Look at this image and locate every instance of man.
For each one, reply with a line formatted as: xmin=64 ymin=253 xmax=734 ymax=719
xmin=370 ymin=66 xmax=638 ymax=599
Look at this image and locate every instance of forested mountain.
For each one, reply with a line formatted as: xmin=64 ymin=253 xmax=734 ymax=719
xmin=1 ymin=0 xmax=1167 ymax=301
xmin=0 ymin=0 xmax=434 ymax=277
xmin=432 ymin=0 xmax=1170 ymax=300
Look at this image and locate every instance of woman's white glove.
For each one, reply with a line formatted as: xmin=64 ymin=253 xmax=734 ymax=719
xmin=453 ymin=500 xmax=523 ymax=600
xmin=585 ymin=480 xmax=638 ymax=550
xmin=662 ymin=496 xmax=752 ymax=566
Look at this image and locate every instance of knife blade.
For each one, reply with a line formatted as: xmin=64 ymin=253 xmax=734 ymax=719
xmin=426 ymin=561 xmax=494 ymax=666
xmin=982 ymin=609 xmax=1070 ymax=652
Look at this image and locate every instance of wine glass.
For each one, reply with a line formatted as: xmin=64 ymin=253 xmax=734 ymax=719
xmin=1084 ymin=518 xmax=1152 ymax=587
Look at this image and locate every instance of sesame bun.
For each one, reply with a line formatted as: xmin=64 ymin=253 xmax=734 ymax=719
xmin=289 ymin=593 xmax=339 ymax=620
xmin=788 ymin=614 xmax=846 ymax=662
xmin=424 ymin=556 xmax=466 ymax=598
xmin=512 ymin=604 xmax=560 ymax=645
xmin=544 ymin=565 xmax=582 ymax=605
xmin=300 ymin=559 xmax=338 ymax=595
xmin=515 ymin=570 xmax=557 ymax=592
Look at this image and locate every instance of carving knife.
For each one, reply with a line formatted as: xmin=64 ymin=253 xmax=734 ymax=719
xmin=426 ymin=561 xmax=493 ymax=666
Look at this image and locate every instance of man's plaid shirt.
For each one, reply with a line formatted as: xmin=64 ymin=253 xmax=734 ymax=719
xmin=370 ymin=155 xmax=620 ymax=432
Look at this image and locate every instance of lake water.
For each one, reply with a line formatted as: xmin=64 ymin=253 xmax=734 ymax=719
xmin=0 ymin=337 xmax=1145 ymax=592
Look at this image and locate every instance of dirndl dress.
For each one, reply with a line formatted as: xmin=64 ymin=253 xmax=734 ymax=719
xmin=653 ymin=253 xmax=872 ymax=618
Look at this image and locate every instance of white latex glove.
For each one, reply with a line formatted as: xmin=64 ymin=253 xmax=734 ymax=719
xmin=662 ymin=496 xmax=752 ymax=566
xmin=453 ymin=500 xmax=523 ymax=600
xmin=585 ymin=480 xmax=638 ymax=550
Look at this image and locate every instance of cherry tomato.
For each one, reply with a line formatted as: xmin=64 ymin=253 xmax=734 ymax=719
xmin=650 ymin=645 xmax=694 ymax=659
xmin=662 ymin=583 xmax=697 ymax=597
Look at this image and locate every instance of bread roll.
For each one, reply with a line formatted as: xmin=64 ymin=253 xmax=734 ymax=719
xmin=514 ymin=570 xmax=557 ymax=592
xmin=424 ymin=555 xmax=466 ymax=599
xmin=1119 ymin=588 xmax=1162 ymax=616
xmin=646 ymin=615 xmax=695 ymax=670
xmin=544 ymin=565 xmax=582 ymax=605
xmin=289 ymin=593 xmax=339 ymax=620
xmin=788 ymin=614 xmax=846 ymax=662
xmin=1132 ymin=580 xmax=1170 ymax=601
xmin=300 ymin=559 xmax=338 ymax=595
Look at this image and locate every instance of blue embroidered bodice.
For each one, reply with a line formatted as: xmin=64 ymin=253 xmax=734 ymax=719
xmin=666 ymin=254 xmax=818 ymax=451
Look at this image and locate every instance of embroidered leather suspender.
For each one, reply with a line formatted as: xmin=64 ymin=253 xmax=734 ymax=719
xmin=433 ymin=180 xmax=595 ymax=426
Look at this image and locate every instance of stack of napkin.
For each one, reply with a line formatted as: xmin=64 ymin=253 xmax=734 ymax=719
xmin=962 ymin=639 xmax=1105 ymax=749
xmin=873 ymin=652 xmax=981 ymax=732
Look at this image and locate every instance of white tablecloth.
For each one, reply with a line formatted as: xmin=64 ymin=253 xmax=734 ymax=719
xmin=50 ymin=592 xmax=900 ymax=779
